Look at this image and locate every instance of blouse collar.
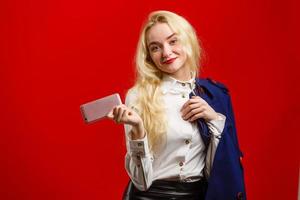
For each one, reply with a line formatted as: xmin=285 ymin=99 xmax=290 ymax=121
xmin=161 ymin=74 xmax=196 ymax=95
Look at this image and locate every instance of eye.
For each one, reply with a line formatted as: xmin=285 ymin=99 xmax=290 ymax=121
xmin=150 ymin=45 xmax=160 ymax=52
xmin=169 ymin=39 xmax=177 ymax=45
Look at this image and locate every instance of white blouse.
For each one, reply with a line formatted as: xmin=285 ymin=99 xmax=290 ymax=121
xmin=124 ymin=75 xmax=226 ymax=191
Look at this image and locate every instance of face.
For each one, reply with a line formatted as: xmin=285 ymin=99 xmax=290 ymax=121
xmin=146 ymin=23 xmax=190 ymax=80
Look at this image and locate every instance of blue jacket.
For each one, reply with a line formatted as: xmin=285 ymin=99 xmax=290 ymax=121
xmin=192 ymin=78 xmax=246 ymax=200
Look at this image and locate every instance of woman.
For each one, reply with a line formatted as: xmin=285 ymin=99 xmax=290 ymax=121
xmin=107 ymin=10 xmax=246 ymax=200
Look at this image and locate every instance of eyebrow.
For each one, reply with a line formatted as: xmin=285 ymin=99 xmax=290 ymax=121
xmin=148 ymin=33 xmax=176 ymax=47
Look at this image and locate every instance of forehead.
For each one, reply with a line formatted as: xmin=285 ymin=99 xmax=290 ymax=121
xmin=146 ymin=23 xmax=174 ymax=44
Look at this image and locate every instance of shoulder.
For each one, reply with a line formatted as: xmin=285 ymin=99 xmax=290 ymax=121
xmin=206 ymin=78 xmax=229 ymax=94
xmin=197 ymin=77 xmax=230 ymax=95
xmin=125 ymin=87 xmax=138 ymax=107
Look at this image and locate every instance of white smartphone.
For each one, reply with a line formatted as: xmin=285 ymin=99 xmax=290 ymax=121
xmin=80 ymin=93 xmax=122 ymax=124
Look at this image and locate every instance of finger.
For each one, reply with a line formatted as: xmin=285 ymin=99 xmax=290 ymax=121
xmin=108 ymin=105 xmax=121 ymax=118
xmin=181 ymin=99 xmax=193 ymax=111
xmin=122 ymin=110 xmax=130 ymax=123
xmin=183 ymin=106 xmax=205 ymax=120
xmin=120 ymin=104 xmax=127 ymax=108
xmin=113 ymin=106 xmax=122 ymax=122
xmin=181 ymin=100 xmax=205 ymax=116
xmin=189 ymin=112 xmax=205 ymax=122
xmin=115 ymin=107 xmax=124 ymax=123
xmin=123 ymin=109 xmax=129 ymax=118
xmin=183 ymin=107 xmax=205 ymax=120
xmin=181 ymin=102 xmax=201 ymax=117
xmin=181 ymin=99 xmax=199 ymax=111
xmin=106 ymin=110 xmax=114 ymax=119
xmin=191 ymin=96 xmax=207 ymax=104
xmin=117 ymin=108 xmax=127 ymax=123
xmin=112 ymin=106 xmax=119 ymax=118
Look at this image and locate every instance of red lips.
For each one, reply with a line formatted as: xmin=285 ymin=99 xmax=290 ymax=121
xmin=163 ymin=58 xmax=176 ymax=64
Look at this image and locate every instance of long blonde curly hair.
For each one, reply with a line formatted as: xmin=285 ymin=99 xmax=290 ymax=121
xmin=129 ymin=10 xmax=202 ymax=153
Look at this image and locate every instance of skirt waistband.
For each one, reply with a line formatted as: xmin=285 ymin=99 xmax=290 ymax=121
xmin=151 ymin=178 xmax=207 ymax=192
xmin=123 ymin=179 xmax=208 ymax=200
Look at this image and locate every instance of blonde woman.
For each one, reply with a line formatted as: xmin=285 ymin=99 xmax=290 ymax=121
xmin=107 ymin=10 xmax=246 ymax=200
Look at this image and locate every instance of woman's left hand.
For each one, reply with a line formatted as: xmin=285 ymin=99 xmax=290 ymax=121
xmin=181 ymin=96 xmax=219 ymax=122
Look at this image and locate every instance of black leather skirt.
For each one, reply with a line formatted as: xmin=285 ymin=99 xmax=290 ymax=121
xmin=123 ymin=179 xmax=207 ymax=200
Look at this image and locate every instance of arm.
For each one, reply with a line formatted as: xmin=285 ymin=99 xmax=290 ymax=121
xmin=124 ymin=125 xmax=153 ymax=191
xmin=205 ymin=113 xmax=226 ymax=177
xmin=123 ymin=89 xmax=154 ymax=191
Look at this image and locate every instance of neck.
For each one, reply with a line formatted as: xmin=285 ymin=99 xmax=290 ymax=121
xmin=166 ymin=69 xmax=193 ymax=81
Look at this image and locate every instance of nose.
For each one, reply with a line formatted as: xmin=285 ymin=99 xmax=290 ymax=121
xmin=162 ymin=44 xmax=172 ymax=59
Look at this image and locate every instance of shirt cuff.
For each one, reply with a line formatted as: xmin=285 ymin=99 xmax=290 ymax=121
xmin=127 ymin=133 xmax=150 ymax=157
xmin=207 ymin=113 xmax=226 ymax=137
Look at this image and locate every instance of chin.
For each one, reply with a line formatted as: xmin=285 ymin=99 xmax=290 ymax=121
xmin=160 ymin=67 xmax=178 ymax=74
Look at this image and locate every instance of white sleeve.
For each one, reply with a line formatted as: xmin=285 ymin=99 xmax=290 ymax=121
xmin=124 ymin=88 xmax=154 ymax=191
xmin=205 ymin=113 xmax=226 ymax=177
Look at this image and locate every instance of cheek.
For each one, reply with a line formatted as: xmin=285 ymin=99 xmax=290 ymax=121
xmin=173 ymin=45 xmax=184 ymax=55
xmin=151 ymin=53 xmax=161 ymax=65
xmin=176 ymin=46 xmax=187 ymax=59
xmin=174 ymin=44 xmax=182 ymax=50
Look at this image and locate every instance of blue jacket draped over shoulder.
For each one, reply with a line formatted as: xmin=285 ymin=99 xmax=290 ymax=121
xmin=192 ymin=77 xmax=246 ymax=200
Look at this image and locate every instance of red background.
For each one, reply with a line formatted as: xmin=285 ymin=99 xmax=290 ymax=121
xmin=1 ymin=0 xmax=299 ymax=199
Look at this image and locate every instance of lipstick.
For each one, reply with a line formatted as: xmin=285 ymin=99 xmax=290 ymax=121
xmin=163 ymin=58 xmax=176 ymax=64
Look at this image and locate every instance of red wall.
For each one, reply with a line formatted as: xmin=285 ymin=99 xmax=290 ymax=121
xmin=1 ymin=0 xmax=299 ymax=199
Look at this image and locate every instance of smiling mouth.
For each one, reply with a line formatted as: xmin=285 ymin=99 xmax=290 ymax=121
xmin=163 ymin=58 xmax=177 ymax=64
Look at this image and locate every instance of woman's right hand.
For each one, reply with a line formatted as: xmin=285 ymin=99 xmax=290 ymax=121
xmin=106 ymin=104 xmax=145 ymax=139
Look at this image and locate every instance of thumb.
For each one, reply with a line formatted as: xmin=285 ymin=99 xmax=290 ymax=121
xmin=106 ymin=110 xmax=114 ymax=119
